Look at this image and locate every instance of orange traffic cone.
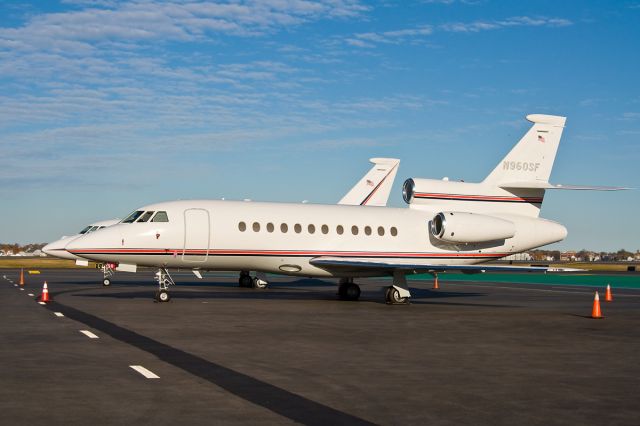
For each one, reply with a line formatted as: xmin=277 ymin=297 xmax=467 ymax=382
xmin=591 ymin=291 xmax=602 ymax=319
xmin=19 ymin=268 xmax=24 ymax=286
xmin=39 ymin=281 xmax=51 ymax=303
xmin=433 ymin=273 xmax=440 ymax=290
xmin=605 ymin=284 xmax=613 ymax=302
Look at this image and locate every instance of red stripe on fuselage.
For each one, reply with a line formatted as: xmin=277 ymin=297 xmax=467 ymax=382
xmin=67 ymin=248 xmax=509 ymax=258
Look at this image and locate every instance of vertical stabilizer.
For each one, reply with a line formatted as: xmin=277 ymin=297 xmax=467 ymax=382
xmin=483 ymin=114 xmax=566 ymax=185
xmin=339 ymin=158 xmax=400 ymax=206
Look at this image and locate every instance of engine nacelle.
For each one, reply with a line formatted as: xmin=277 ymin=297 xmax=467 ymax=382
xmin=430 ymin=212 xmax=516 ymax=243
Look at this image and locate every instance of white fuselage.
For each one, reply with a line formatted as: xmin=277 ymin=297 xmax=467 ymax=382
xmin=66 ymin=200 xmax=567 ymax=278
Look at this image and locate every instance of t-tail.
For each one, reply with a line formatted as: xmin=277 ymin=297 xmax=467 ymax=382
xmin=403 ymin=114 xmax=628 ymax=218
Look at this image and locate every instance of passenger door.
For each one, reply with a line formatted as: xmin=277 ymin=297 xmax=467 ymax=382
xmin=183 ymin=208 xmax=210 ymax=262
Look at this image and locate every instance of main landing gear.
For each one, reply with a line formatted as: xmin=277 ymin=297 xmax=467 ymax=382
xmin=338 ymin=278 xmax=361 ymax=301
xmin=155 ymin=267 xmax=175 ymax=303
xmin=238 ymin=271 xmax=269 ymax=289
xmin=384 ymin=271 xmax=411 ymax=305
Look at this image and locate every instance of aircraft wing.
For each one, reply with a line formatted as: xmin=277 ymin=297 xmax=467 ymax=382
xmin=338 ymin=158 xmax=400 ymax=206
xmin=309 ymin=256 xmax=549 ymax=275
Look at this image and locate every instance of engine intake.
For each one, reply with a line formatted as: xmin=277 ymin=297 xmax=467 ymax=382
xmin=430 ymin=212 xmax=516 ymax=243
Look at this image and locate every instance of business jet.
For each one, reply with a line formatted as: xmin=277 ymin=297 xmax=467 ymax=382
xmin=47 ymin=158 xmax=399 ymax=288
xmin=66 ymin=114 xmax=625 ymax=304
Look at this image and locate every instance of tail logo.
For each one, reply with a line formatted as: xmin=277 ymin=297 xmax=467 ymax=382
xmin=537 ymin=134 xmax=546 ymax=143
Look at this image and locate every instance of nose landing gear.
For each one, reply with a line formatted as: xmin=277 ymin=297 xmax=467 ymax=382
xmin=100 ymin=263 xmax=115 ymax=286
xmin=155 ymin=267 xmax=175 ymax=302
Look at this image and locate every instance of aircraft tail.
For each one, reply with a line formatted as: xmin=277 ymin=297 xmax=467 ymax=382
xmin=483 ymin=114 xmax=566 ymax=186
xmin=406 ymin=114 xmax=627 ymax=218
xmin=339 ymin=158 xmax=400 ymax=206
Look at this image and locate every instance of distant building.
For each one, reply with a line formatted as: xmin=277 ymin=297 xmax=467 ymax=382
xmin=504 ymin=252 xmax=532 ymax=261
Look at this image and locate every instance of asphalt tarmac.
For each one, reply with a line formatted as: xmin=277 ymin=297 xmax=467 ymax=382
xmin=1 ymin=269 xmax=639 ymax=425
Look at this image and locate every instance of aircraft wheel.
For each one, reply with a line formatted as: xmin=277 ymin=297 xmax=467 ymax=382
xmin=239 ymin=273 xmax=252 ymax=288
xmin=156 ymin=290 xmax=171 ymax=303
xmin=339 ymin=283 xmax=361 ymax=301
xmin=252 ymin=277 xmax=268 ymax=289
xmin=385 ymin=286 xmax=408 ymax=304
xmin=102 ymin=278 xmax=111 ymax=287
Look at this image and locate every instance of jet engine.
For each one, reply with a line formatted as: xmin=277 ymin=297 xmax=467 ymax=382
xmin=430 ymin=212 xmax=516 ymax=243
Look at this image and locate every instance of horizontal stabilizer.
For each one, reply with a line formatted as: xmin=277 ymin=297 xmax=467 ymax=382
xmin=310 ymin=257 xmax=549 ymax=274
xmin=500 ymin=182 xmax=631 ymax=191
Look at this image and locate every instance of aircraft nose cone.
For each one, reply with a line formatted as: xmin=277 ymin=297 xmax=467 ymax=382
xmin=43 ymin=236 xmax=81 ymax=260
xmin=42 ymin=243 xmax=54 ymax=257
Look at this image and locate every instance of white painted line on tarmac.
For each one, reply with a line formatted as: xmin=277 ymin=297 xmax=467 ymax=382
xmin=19 ymin=288 xmax=24 ymax=291
xmin=54 ymin=312 xmax=64 ymax=317
xmin=79 ymin=330 xmax=99 ymax=339
xmin=14 ymin=284 xmax=17 ymax=287
xmin=28 ymin=293 xmax=34 ymax=296
xmin=130 ymin=365 xmax=160 ymax=379
xmin=38 ymin=302 xmax=46 ymax=305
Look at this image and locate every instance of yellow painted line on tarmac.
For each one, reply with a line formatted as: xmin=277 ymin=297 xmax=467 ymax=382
xmin=28 ymin=270 xmax=41 ymax=274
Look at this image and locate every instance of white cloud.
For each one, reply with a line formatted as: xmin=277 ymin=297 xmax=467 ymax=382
xmin=441 ymin=16 xmax=572 ymax=32
xmin=0 ymin=1 xmax=368 ymax=52
xmin=345 ymin=16 xmax=572 ymax=48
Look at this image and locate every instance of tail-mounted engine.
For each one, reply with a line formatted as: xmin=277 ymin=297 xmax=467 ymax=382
xmin=430 ymin=212 xmax=516 ymax=243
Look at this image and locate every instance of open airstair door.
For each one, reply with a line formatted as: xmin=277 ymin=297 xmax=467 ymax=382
xmin=183 ymin=208 xmax=209 ymax=262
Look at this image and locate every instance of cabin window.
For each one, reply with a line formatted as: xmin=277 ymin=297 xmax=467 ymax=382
xmin=267 ymin=223 xmax=274 ymax=233
xmin=321 ymin=225 xmax=329 ymax=234
xmin=351 ymin=225 xmax=359 ymax=235
xmin=377 ymin=226 xmax=385 ymax=236
xmin=79 ymin=226 xmax=92 ymax=234
xmin=336 ymin=225 xmax=344 ymax=235
xmin=238 ymin=222 xmax=246 ymax=232
xmin=280 ymin=223 xmax=288 ymax=233
xmin=390 ymin=227 xmax=398 ymax=236
xmin=151 ymin=211 xmax=169 ymax=222
xmin=122 ymin=210 xmax=144 ymax=223
xmin=137 ymin=211 xmax=154 ymax=223
xmin=308 ymin=224 xmax=316 ymax=234
xmin=364 ymin=226 xmax=372 ymax=236
xmin=252 ymin=222 xmax=260 ymax=232
xmin=294 ymin=223 xmax=302 ymax=233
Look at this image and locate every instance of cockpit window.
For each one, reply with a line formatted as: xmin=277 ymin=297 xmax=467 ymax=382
xmin=151 ymin=211 xmax=169 ymax=222
xmin=79 ymin=225 xmax=92 ymax=234
xmin=88 ymin=226 xmax=98 ymax=233
xmin=121 ymin=210 xmax=144 ymax=224
xmin=137 ymin=211 xmax=155 ymax=223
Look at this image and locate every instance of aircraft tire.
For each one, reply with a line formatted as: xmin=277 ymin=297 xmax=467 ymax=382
xmin=385 ymin=286 xmax=407 ymax=304
xmin=102 ymin=278 xmax=111 ymax=287
xmin=339 ymin=283 xmax=360 ymax=301
xmin=156 ymin=290 xmax=170 ymax=303
xmin=239 ymin=274 xmax=253 ymax=288
xmin=252 ymin=277 xmax=268 ymax=289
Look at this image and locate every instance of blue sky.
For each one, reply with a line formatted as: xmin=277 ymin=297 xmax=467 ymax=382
xmin=0 ymin=0 xmax=638 ymax=251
